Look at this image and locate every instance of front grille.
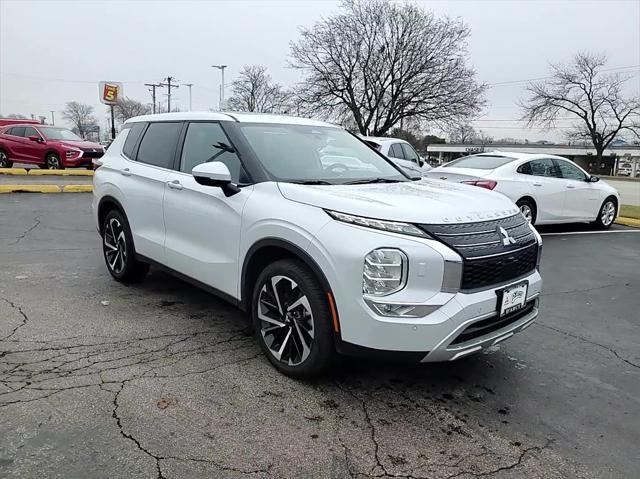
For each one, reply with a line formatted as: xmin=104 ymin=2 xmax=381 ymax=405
xmin=420 ymin=214 xmax=538 ymax=290
xmin=80 ymin=148 xmax=104 ymax=159
xmin=450 ymin=301 xmax=535 ymax=345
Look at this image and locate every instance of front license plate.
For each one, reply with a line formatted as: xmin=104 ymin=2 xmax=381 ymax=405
xmin=500 ymin=282 xmax=528 ymax=317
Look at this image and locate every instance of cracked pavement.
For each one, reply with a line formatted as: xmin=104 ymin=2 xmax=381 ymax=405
xmin=1 ymin=194 xmax=638 ymax=478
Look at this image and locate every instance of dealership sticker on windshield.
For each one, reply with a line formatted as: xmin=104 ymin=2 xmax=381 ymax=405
xmin=500 ymin=282 xmax=528 ymax=317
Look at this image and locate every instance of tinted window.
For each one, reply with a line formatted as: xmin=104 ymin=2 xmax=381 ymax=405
xmin=388 ymin=143 xmax=404 ymax=159
xmin=401 ymin=143 xmax=420 ymax=163
xmin=23 ymin=127 xmax=39 ymax=138
xmin=556 ymin=159 xmax=586 ymax=180
xmin=136 ymin=122 xmax=181 ymax=168
xmin=517 ymin=162 xmax=532 ymax=175
xmin=122 ymin=122 xmax=146 ymax=159
xmin=9 ymin=127 xmax=26 ymax=137
xmin=180 ymin=122 xmax=248 ymax=183
xmin=446 ymin=155 xmax=514 ymax=169
xmin=529 ymin=159 xmax=561 ymax=178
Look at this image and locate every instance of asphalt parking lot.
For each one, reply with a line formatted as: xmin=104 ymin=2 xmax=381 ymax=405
xmin=1 ymin=194 xmax=638 ymax=479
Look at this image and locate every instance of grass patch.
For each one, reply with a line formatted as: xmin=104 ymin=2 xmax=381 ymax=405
xmin=620 ymin=204 xmax=640 ymax=219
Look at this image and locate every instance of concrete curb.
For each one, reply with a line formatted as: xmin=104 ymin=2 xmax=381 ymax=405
xmin=0 ymin=184 xmax=62 ymax=194
xmin=62 ymin=185 xmax=93 ymax=193
xmin=0 ymin=168 xmax=93 ymax=176
xmin=616 ymin=217 xmax=640 ymax=228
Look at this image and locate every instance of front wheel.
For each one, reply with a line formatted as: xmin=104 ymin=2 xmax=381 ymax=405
xmin=45 ymin=153 xmax=63 ymax=170
xmin=101 ymin=210 xmax=149 ymax=282
xmin=252 ymin=259 xmax=335 ymax=378
xmin=0 ymin=150 xmax=12 ymax=168
xmin=592 ymin=198 xmax=617 ymax=230
xmin=516 ymin=198 xmax=537 ymax=225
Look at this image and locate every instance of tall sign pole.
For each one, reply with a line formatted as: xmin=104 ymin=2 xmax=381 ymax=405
xmin=99 ymin=81 xmax=123 ymax=140
xmin=183 ymin=83 xmax=193 ymax=111
xmin=211 ymin=65 xmax=227 ymax=110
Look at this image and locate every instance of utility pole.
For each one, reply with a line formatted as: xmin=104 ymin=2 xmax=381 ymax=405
xmin=183 ymin=83 xmax=193 ymax=111
xmin=144 ymin=82 xmax=163 ymax=114
xmin=211 ymin=65 xmax=227 ymax=110
xmin=50 ymin=110 xmax=55 ymax=125
xmin=160 ymin=76 xmax=179 ymax=112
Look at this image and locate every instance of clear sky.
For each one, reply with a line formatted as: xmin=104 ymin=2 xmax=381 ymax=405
xmin=1 ymin=0 xmax=639 ymax=141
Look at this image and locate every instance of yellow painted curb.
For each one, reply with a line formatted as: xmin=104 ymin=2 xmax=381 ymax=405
xmin=28 ymin=169 xmax=94 ymax=176
xmin=0 ymin=168 xmax=28 ymax=175
xmin=0 ymin=184 xmax=61 ymax=194
xmin=62 ymin=184 xmax=93 ymax=193
xmin=616 ymin=216 xmax=640 ymax=228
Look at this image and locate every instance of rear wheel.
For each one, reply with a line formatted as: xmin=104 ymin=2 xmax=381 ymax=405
xmin=592 ymin=198 xmax=617 ymax=230
xmin=101 ymin=210 xmax=149 ymax=282
xmin=252 ymin=259 xmax=335 ymax=378
xmin=0 ymin=150 xmax=12 ymax=168
xmin=45 ymin=153 xmax=63 ymax=170
xmin=516 ymin=198 xmax=537 ymax=225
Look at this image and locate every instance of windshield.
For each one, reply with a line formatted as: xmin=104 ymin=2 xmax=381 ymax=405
xmin=39 ymin=127 xmax=83 ymax=141
xmin=445 ymin=155 xmax=515 ymax=169
xmin=237 ymin=124 xmax=407 ymax=184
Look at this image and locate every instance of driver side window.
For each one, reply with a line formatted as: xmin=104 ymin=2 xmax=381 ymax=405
xmin=556 ymin=160 xmax=586 ymax=181
xmin=180 ymin=122 xmax=248 ymax=183
xmin=388 ymin=143 xmax=404 ymax=159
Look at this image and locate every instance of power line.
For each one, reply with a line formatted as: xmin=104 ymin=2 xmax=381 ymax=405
xmin=144 ymin=83 xmax=163 ymax=114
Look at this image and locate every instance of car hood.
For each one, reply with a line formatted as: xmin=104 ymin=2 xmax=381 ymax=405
xmin=59 ymin=140 xmax=103 ymax=150
xmin=278 ymin=179 xmax=519 ymax=224
xmin=388 ymin=158 xmax=423 ymax=178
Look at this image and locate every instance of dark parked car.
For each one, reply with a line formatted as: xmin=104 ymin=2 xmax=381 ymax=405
xmin=0 ymin=125 xmax=104 ymax=169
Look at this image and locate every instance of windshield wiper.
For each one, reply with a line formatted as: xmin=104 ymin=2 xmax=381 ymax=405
xmin=344 ymin=178 xmax=404 ymax=185
xmin=289 ymin=180 xmax=334 ymax=185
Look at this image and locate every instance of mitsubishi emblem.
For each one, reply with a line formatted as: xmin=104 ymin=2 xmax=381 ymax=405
xmin=498 ymin=226 xmax=516 ymax=246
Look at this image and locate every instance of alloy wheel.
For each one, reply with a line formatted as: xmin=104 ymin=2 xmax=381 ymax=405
xmin=0 ymin=151 xmax=7 ymax=167
xmin=601 ymin=201 xmax=616 ymax=227
xmin=258 ymin=275 xmax=314 ymax=366
xmin=47 ymin=155 xmax=60 ymax=169
xmin=104 ymin=218 xmax=127 ymax=275
xmin=520 ymin=204 xmax=533 ymax=223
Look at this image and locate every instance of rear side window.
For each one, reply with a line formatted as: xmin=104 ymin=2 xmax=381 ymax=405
xmin=122 ymin=122 xmax=146 ymax=159
xmin=8 ymin=127 xmax=26 ymax=137
xmin=136 ymin=122 xmax=182 ymax=169
xmin=517 ymin=162 xmax=532 ymax=175
xmin=180 ymin=122 xmax=248 ymax=183
xmin=388 ymin=143 xmax=404 ymax=159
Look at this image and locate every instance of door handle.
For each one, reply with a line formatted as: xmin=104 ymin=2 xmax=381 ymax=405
xmin=167 ymin=179 xmax=183 ymax=190
xmin=120 ymin=168 xmax=131 ymax=176
xmin=532 ymin=182 xmax=542 ymax=187
xmin=566 ymin=185 xmax=576 ymax=189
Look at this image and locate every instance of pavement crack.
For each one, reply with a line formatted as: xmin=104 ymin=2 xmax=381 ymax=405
xmin=536 ymin=322 xmax=639 ymax=369
xmin=541 ymin=282 xmax=631 ymax=296
xmin=10 ymin=215 xmax=42 ymax=245
xmin=1 ymin=297 xmax=30 ymax=341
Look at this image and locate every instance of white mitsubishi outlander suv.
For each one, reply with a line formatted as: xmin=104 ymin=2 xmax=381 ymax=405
xmin=93 ymin=112 xmax=542 ymax=378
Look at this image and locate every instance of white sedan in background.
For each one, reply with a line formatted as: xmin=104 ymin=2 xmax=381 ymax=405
xmin=362 ymin=136 xmax=432 ymax=175
xmin=426 ymin=152 xmax=620 ymax=229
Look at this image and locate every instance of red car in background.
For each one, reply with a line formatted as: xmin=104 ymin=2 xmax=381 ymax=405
xmin=0 ymin=124 xmax=104 ymax=169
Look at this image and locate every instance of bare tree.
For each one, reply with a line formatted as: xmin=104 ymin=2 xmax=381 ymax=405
xmin=226 ymin=65 xmax=291 ymax=113
xmin=521 ymin=53 xmax=640 ymax=161
xmin=113 ymin=97 xmax=151 ymax=123
xmin=290 ymin=0 xmax=486 ymax=136
xmin=448 ymin=123 xmax=477 ymax=143
xmin=62 ymin=101 xmax=97 ymax=138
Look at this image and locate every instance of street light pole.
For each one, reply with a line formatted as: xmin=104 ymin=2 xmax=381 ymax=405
xmin=50 ymin=110 xmax=55 ymax=125
xmin=211 ymin=65 xmax=227 ymax=110
xmin=183 ymin=83 xmax=193 ymax=111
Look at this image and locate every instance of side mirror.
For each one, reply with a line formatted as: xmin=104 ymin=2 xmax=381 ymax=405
xmin=192 ymin=162 xmax=240 ymax=197
xmin=29 ymin=135 xmax=43 ymax=143
xmin=588 ymin=175 xmax=600 ymax=183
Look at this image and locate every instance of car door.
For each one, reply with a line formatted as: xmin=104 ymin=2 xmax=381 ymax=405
xmin=120 ymin=121 xmax=183 ymax=262
xmin=519 ymin=158 xmax=565 ymax=222
xmin=4 ymin=127 xmax=27 ymax=161
xmin=21 ymin=126 xmax=46 ymax=163
xmin=554 ymin=158 xmax=600 ymax=220
xmin=163 ymin=121 xmax=253 ymax=297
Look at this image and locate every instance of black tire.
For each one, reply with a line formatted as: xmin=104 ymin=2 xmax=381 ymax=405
xmin=45 ymin=153 xmax=63 ymax=170
xmin=101 ymin=209 xmax=149 ymax=283
xmin=516 ymin=198 xmax=537 ymax=225
xmin=591 ymin=197 xmax=617 ymax=230
xmin=252 ymin=259 xmax=335 ymax=378
xmin=0 ymin=149 xmax=12 ymax=168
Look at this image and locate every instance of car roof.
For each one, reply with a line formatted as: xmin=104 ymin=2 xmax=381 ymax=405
xmin=125 ymin=111 xmax=340 ymax=128
xmin=361 ymin=136 xmax=408 ymax=145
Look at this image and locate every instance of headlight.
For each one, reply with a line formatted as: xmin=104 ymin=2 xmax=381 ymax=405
xmin=326 ymin=210 xmax=427 ymax=237
xmin=363 ymin=248 xmax=407 ymax=296
xmin=65 ymin=149 xmax=81 ymax=158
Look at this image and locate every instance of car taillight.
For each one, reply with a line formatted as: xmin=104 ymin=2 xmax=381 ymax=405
xmin=462 ymin=179 xmax=497 ymax=190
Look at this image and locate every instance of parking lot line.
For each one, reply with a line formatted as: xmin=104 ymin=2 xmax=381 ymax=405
xmin=541 ymin=229 xmax=640 ymax=236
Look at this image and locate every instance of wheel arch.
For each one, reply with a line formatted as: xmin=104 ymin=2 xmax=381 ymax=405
xmin=240 ymin=238 xmax=335 ymax=316
xmin=97 ymin=196 xmax=126 ymax=235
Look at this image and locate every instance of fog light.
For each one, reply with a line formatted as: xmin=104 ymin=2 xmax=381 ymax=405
xmin=365 ymin=300 xmax=438 ymax=318
xmin=363 ymin=248 xmax=407 ymax=296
